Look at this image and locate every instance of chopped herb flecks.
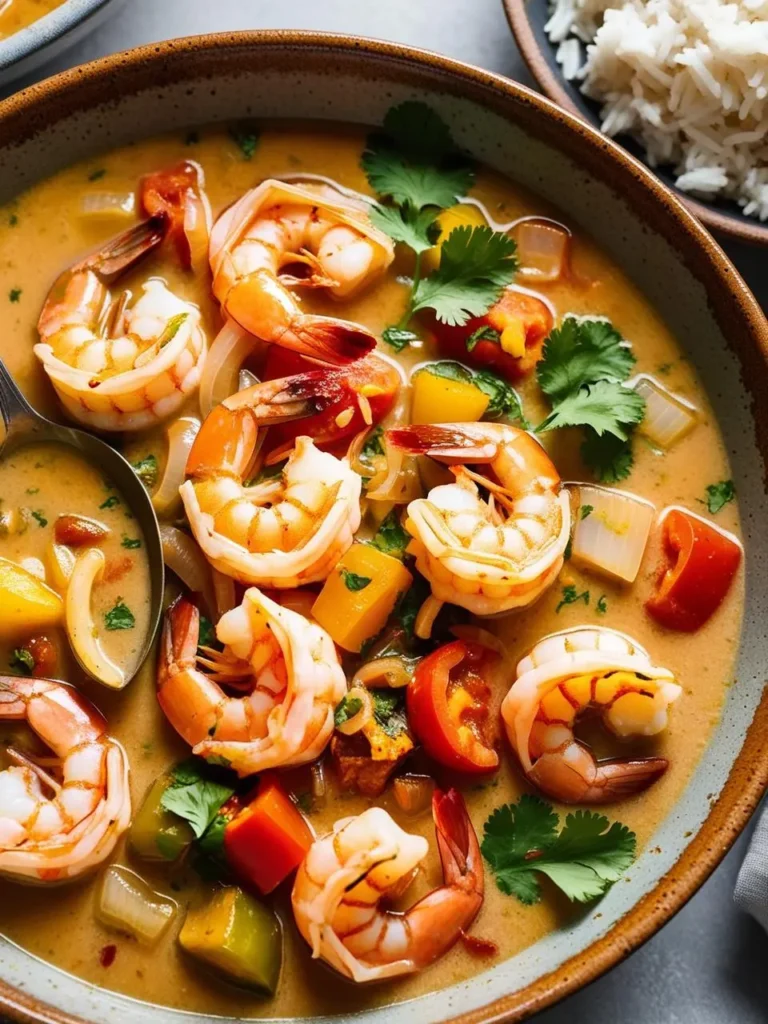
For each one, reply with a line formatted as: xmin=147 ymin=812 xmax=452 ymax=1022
xmin=104 ymin=599 xmax=135 ymax=631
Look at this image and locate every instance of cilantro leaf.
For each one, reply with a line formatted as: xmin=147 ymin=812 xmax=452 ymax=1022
xmin=382 ymin=327 xmax=420 ymax=352
xmin=596 ymin=594 xmax=608 ymax=615
xmin=132 ymin=454 xmax=158 ymax=489
xmin=372 ymin=690 xmax=409 ymax=738
xmin=556 ymin=584 xmax=589 ymax=613
xmin=369 ymin=508 xmax=410 ymax=559
xmin=466 ymin=324 xmax=500 ymax=352
xmin=360 ymin=425 xmax=385 ymax=461
xmin=229 ymin=124 xmax=259 ymax=160
xmin=335 ymin=695 xmax=363 ymax=726
xmin=537 ymin=317 xmax=636 ymax=403
xmin=482 ymin=794 xmax=636 ymax=904
xmin=473 ymin=369 xmax=528 ymax=425
xmin=538 ymin=381 xmax=645 ymax=439
xmin=581 ymin=430 xmax=635 ymax=483
xmin=362 ymin=102 xmax=474 ymax=210
xmin=160 ymin=760 xmax=235 ymax=840
xmin=411 ymin=226 xmax=518 ymax=327
xmin=580 ymin=505 xmax=594 ymax=520
xmin=104 ymin=599 xmax=135 ymax=631
xmin=30 ymin=510 xmax=47 ymax=528
xmin=369 ymin=202 xmax=440 ymax=254
xmin=340 ymin=568 xmax=372 ymax=592
xmin=705 ymin=479 xmax=735 ymax=515
xmin=9 ymin=648 xmax=34 ymax=675
xmin=121 ymin=536 xmax=141 ymax=549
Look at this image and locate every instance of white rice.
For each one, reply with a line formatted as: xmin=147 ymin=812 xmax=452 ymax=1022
xmin=545 ymin=0 xmax=768 ymax=220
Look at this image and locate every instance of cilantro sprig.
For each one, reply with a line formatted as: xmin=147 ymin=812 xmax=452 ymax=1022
xmin=704 ymin=479 xmax=735 ymax=515
xmin=362 ymin=102 xmax=518 ymax=345
xmin=535 ymin=316 xmax=646 ymax=482
xmin=481 ymin=794 xmax=636 ymax=905
xmin=160 ymin=759 xmax=235 ymax=839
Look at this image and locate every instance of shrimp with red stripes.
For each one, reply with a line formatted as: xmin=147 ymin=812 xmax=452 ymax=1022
xmin=0 ymin=676 xmax=130 ymax=883
xmin=291 ymin=788 xmax=483 ymax=982
xmin=208 ymin=179 xmax=393 ymax=365
xmin=157 ymin=590 xmax=346 ymax=776
xmin=388 ymin=422 xmax=570 ymax=617
xmin=180 ymin=369 xmax=363 ymax=587
xmin=502 ymin=627 xmax=682 ymax=804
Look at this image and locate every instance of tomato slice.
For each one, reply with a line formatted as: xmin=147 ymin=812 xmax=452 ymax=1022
xmin=261 ymin=348 xmax=399 ymax=454
xmin=645 ymin=508 xmax=742 ymax=632
xmin=139 ymin=161 xmax=207 ymax=269
xmin=407 ymin=640 xmax=499 ymax=774
xmin=429 ymin=288 xmax=553 ymax=381
xmin=223 ymin=774 xmax=313 ymax=894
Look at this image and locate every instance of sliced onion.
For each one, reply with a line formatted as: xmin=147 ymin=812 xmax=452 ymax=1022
xmin=80 ymin=192 xmax=136 ymax=221
xmin=335 ymin=686 xmax=374 ymax=736
xmin=310 ymin=761 xmax=326 ymax=807
xmin=514 ymin=218 xmax=570 ymax=283
xmin=20 ymin=557 xmax=46 ymax=581
xmin=393 ymin=774 xmax=435 ymax=815
xmin=415 ymin=595 xmax=444 ymax=640
xmin=152 ymin=416 xmax=200 ymax=518
xmin=212 ymin=569 xmax=237 ymax=618
xmin=632 ymin=374 xmax=698 ymax=449
xmin=239 ymin=368 xmax=260 ymax=391
xmin=47 ymin=542 xmax=76 ymax=592
xmin=97 ymin=865 xmax=177 ymax=946
xmin=199 ymin=319 xmax=260 ymax=417
xmin=570 ymin=484 xmax=655 ymax=583
xmin=450 ymin=625 xmax=512 ymax=668
xmin=353 ymin=656 xmax=412 ymax=689
xmin=160 ymin=525 xmax=216 ymax=616
xmin=66 ymin=548 xmax=125 ymax=689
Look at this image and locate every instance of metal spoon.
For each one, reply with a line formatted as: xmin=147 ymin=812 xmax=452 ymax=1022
xmin=0 ymin=357 xmax=164 ymax=687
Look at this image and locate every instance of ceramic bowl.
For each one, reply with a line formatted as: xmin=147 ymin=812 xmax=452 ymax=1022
xmin=0 ymin=30 xmax=767 ymax=1024
xmin=503 ymin=0 xmax=768 ymax=246
xmin=0 ymin=0 xmax=121 ymax=87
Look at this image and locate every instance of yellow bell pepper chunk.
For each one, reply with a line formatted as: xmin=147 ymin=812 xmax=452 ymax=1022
xmin=422 ymin=204 xmax=489 ymax=273
xmin=312 ymin=543 xmax=412 ymax=653
xmin=0 ymin=556 xmax=63 ymax=639
xmin=500 ymin=320 xmax=526 ymax=358
xmin=411 ymin=368 xmax=489 ymax=425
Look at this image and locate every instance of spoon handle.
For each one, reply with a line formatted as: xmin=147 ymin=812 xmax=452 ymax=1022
xmin=0 ymin=357 xmax=40 ymax=440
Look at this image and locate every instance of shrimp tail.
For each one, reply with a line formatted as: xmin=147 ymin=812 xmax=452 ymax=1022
xmin=82 ymin=215 xmax=168 ymax=281
xmin=387 ymin=424 xmax=499 ymax=464
xmin=158 ymin=595 xmax=200 ymax=689
xmin=223 ymin=368 xmax=347 ymax=422
xmin=530 ymin=752 xmax=669 ymax=805
xmin=281 ymin=313 xmax=377 ymax=366
xmin=433 ymin=787 xmax=484 ymax=897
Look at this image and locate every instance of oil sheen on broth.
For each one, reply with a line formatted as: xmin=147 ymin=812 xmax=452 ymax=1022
xmin=0 ymin=123 xmax=743 ymax=1019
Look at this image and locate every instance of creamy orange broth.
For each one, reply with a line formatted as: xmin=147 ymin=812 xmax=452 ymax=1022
xmin=0 ymin=0 xmax=66 ymax=38
xmin=0 ymin=124 xmax=742 ymax=1017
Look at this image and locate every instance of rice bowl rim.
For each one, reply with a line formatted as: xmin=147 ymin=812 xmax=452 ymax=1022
xmin=503 ymin=0 xmax=768 ymax=246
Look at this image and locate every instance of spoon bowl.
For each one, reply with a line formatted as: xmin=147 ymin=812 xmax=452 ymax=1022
xmin=0 ymin=358 xmax=164 ymax=687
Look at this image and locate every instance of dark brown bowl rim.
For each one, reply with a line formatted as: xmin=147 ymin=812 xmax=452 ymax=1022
xmin=0 ymin=28 xmax=766 ymax=1024
xmin=502 ymin=0 xmax=768 ymax=246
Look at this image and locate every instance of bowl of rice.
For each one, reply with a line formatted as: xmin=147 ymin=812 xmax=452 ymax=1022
xmin=503 ymin=0 xmax=768 ymax=244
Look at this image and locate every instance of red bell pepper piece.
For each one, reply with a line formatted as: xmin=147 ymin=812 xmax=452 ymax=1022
xmin=645 ymin=508 xmax=741 ymax=632
xmin=224 ymin=774 xmax=313 ymax=894
xmin=407 ymin=640 xmax=499 ymax=774
xmin=429 ymin=288 xmax=552 ymax=381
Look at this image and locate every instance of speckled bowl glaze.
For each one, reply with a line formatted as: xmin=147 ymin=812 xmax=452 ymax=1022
xmin=0 ymin=30 xmax=767 ymax=1024
xmin=0 ymin=0 xmax=121 ymax=86
xmin=502 ymin=0 xmax=768 ymax=247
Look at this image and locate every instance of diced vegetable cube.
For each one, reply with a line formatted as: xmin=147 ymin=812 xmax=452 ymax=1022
xmin=411 ymin=368 xmax=489 ymax=425
xmin=224 ymin=774 xmax=313 ymax=895
xmin=179 ymin=886 xmax=282 ymax=993
xmin=97 ymin=866 xmax=177 ymax=946
xmin=129 ymin=776 xmax=195 ymax=862
xmin=312 ymin=543 xmax=413 ymax=652
xmin=0 ymin=556 xmax=63 ymax=638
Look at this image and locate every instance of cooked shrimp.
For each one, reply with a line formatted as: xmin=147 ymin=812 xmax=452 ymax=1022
xmin=291 ymin=788 xmax=483 ymax=982
xmin=179 ymin=377 xmax=362 ymax=587
xmin=388 ymin=423 xmax=571 ymax=616
xmin=157 ymin=590 xmax=346 ymax=776
xmin=0 ymin=676 xmax=130 ymax=883
xmin=139 ymin=160 xmax=212 ymax=273
xmin=208 ymin=179 xmax=394 ymax=365
xmin=34 ymin=217 xmax=207 ymax=432
xmin=501 ymin=627 xmax=682 ymax=804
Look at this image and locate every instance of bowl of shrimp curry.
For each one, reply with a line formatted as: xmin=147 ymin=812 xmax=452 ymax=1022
xmin=0 ymin=30 xmax=766 ymax=1024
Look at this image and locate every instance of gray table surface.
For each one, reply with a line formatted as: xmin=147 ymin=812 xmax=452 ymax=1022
xmin=5 ymin=1 xmax=768 ymax=1021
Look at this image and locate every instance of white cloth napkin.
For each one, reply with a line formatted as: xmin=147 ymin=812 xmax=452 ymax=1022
xmin=734 ymin=804 xmax=768 ymax=930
